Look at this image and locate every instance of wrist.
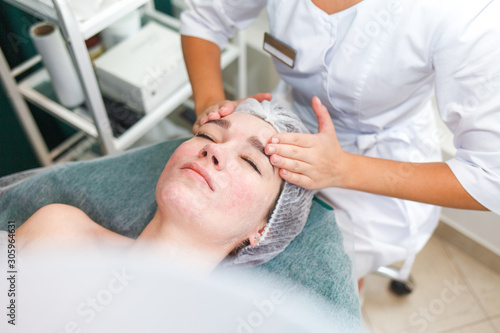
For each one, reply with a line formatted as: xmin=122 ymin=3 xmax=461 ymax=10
xmin=337 ymin=152 xmax=359 ymax=189
xmin=194 ymin=96 xmax=225 ymax=116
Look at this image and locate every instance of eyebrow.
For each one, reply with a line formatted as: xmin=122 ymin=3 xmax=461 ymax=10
xmin=205 ymin=118 xmax=231 ymax=130
xmin=205 ymin=119 xmax=275 ymax=171
xmin=248 ymin=136 xmax=275 ymax=172
xmin=247 ymin=136 xmax=266 ymax=156
xmin=205 ymin=119 xmax=265 ymax=156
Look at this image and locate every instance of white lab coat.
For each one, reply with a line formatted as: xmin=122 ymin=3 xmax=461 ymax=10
xmin=180 ymin=0 xmax=500 ymax=278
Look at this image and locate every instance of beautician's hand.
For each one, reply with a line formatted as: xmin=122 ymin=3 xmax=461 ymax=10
xmin=265 ymin=96 xmax=349 ymax=190
xmin=193 ymin=93 xmax=272 ymax=133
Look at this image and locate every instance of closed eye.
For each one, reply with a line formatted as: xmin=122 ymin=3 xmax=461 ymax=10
xmin=196 ymin=132 xmax=214 ymax=142
xmin=197 ymin=132 xmax=261 ymax=175
xmin=241 ymin=156 xmax=261 ymax=175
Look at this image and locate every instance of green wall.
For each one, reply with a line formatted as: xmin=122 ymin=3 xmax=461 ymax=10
xmin=0 ymin=1 xmax=172 ymax=178
xmin=1 ymin=3 xmax=42 ymax=177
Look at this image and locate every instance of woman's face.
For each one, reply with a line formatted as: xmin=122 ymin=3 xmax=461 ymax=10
xmin=156 ymin=113 xmax=282 ymax=248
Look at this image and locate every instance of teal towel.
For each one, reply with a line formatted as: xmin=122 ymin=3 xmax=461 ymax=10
xmin=0 ymin=139 xmax=362 ymax=331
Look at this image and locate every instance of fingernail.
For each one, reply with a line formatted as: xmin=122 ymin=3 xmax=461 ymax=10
xmin=281 ymin=169 xmax=288 ymax=176
xmin=272 ymin=156 xmax=281 ymax=165
xmin=272 ymin=138 xmax=279 ymax=144
xmin=267 ymin=146 xmax=276 ymax=154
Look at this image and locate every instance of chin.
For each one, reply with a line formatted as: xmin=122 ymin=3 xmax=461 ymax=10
xmin=156 ymin=178 xmax=209 ymax=220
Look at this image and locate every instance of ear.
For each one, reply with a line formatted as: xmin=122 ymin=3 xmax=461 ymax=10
xmin=249 ymin=226 xmax=266 ymax=247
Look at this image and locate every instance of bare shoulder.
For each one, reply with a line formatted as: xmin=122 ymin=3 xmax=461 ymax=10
xmin=17 ymin=203 xmax=133 ymax=251
xmin=19 ymin=203 xmax=100 ymax=237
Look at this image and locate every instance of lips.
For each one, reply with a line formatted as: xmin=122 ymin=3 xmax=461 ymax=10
xmin=181 ymin=162 xmax=215 ymax=191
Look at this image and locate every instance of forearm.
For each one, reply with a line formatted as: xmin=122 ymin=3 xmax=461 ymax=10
xmin=181 ymin=35 xmax=225 ymax=115
xmin=342 ymin=154 xmax=488 ymax=210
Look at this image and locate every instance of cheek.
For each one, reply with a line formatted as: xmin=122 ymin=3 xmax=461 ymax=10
xmin=170 ymin=141 xmax=199 ymax=164
xmin=156 ymin=170 xmax=214 ymax=226
xmin=229 ymin=178 xmax=258 ymax=208
xmin=157 ymin=141 xmax=199 ymax=185
xmin=155 ymin=143 xmax=205 ymax=211
xmin=218 ymin=172 xmax=271 ymax=221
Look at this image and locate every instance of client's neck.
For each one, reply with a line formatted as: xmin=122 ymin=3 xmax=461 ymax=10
xmin=134 ymin=210 xmax=231 ymax=273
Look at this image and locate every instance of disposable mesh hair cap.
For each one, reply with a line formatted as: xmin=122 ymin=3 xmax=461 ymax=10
xmin=222 ymin=98 xmax=315 ymax=268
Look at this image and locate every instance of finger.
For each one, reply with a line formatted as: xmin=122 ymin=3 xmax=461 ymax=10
xmin=270 ymin=154 xmax=310 ymax=174
xmin=267 ymin=132 xmax=315 ymax=148
xmin=192 ymin=122 xmax=200 ymax=135
xmin=200 ymin=116 xmax=209 ymax=125
xmin=207 ymin=112 xmax=221 ymax=121
xmin=229 ymin=92 xmax=273 ymax=114
xmin=266 ymin=144 xmax=310 ymax=163
xmin=247 ymin=93 xmax=272 ymax=103
xmin=278 ymin=169 xmax=313 ymax=190
xmin=218 ymin=103 xmax=237 ymax=117
xmin=312 ymin=96 xmax=335 ymax=134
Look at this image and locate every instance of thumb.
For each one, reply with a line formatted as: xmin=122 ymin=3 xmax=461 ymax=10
xmin=312 ymin=96 xmax=335 ymax=134
xmin=226 ymin=93 xmax=273 ymax=116
xmin=241 ymin=93 xmax=272 ymax=103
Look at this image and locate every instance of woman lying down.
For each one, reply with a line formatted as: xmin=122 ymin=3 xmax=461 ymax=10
xmin=15 ymin=99 xmax=314 ymax=272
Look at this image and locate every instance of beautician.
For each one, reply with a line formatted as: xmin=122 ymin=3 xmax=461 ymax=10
xmin=179 ymin=0 xmax=500 ymax=282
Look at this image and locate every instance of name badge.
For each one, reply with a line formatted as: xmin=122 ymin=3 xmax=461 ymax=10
xmin=263 ymin=32 xmax=296 ymax=68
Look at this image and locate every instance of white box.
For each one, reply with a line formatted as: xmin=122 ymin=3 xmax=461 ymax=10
xmin=94 ymin=22 xmax=188 ymax=113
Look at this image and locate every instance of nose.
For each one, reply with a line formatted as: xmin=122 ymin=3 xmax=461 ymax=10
xmin=199 ymin=143 xmax=226 ymax=170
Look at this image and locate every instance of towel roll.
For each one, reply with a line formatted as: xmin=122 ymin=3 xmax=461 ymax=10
xmin=30 ymin=22 xmax=85 ymax=108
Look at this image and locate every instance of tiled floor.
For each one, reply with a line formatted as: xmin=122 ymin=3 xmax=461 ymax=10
xmin=362 ymin=233 xmax=500 ymax=333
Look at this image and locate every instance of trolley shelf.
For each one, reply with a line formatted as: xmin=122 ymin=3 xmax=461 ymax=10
xmin=16 ymin=43 xmax=240 ymax=152
xmin=3 ymin=0 xmax=151 ymax=39
xmin=0 ymin=0 xmax=246 ymax=165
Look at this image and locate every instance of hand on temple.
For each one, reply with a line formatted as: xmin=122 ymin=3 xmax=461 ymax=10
xmin=265 ymin=96 xmax=348 ymax=190
xmin=192 ymin=93 xmax=272 ymax=134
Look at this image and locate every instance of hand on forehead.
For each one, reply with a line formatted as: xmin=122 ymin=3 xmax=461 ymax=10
xmin=200 ymin=113 xmax=277 ymax=147
xmin=199 ymin=113 xmax=278 ymax=174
